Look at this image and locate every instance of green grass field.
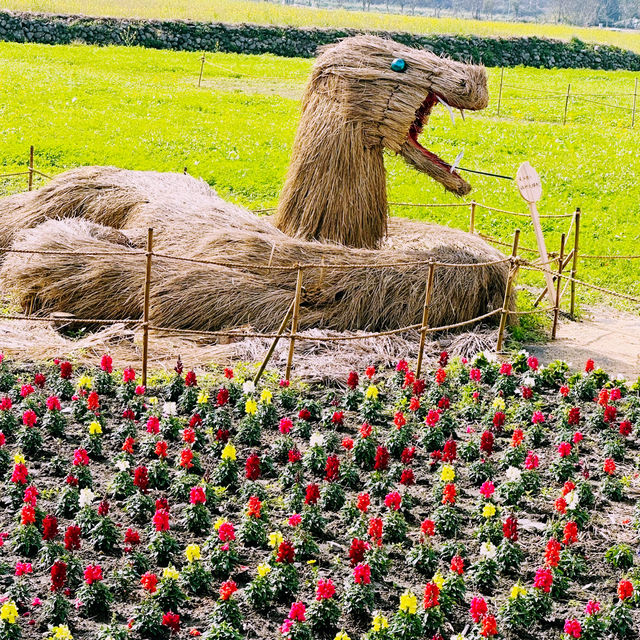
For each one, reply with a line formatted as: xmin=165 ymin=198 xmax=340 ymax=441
xmin=5 ymin=0 xmax=640 ymax=53
xmin=1 ymin=42 xmax=639 ymax=309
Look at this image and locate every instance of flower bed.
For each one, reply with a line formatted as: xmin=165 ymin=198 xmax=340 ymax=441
xmin=0 ymin=352 xmax=638 ymax=640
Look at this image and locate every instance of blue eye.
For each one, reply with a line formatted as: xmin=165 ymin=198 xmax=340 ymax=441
xmin=391 ymin=58 xmax=406 ymax=72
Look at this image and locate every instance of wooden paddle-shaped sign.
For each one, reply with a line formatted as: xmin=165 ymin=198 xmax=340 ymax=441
xmin=515 ymin=162 xmax=556 ymax=306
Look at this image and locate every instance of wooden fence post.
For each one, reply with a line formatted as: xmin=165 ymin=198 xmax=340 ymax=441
xmin=253 ymin=298 xmax=296 ymax=385
xmin=415 ymin=260 xmax=436 ymax=380
xmin=563 ymin=83 xmax=571 ymax=125
xmin=198 ymin=53 xmax=205 ymax=87
xmin=28 ymin=145 xmax=34 ymax=191
xmin=496 ymin=229 xmax=520 ymax=353
xmin=552 ymin=233 xmax=565 ymax=340
xmin=469 ymin=201 xmax=476 ymax=233
xmin=285 ymin=268 xmax=304 ymax=382
xmin=141 ymin=227 xmax=154 ymax=388
xmin=632 ymin=78 xmax=638 ymax=128
xmin=570 ymin=208 xmax=580 ymax=317
xmin=497 ymin=67 xmax=504 ymax=117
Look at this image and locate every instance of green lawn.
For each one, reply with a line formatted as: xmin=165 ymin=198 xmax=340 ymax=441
xmin=5 ymin=0 xmax=640 ymax=53
xmin=1 ymin=42 xmax=639 ymax=308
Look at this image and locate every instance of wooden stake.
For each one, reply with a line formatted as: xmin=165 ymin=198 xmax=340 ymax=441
xmin=552 ymin=233 xmax=565 ymax=340
xmin=141 ymin=227 xmax=154 ymax=388
xmin=28 ymin=145 xmax=34 ymax=191
xmin=632 ymin=78 xmax=638 ymax=128
xmin=415 ymin=260 xmax=436 ymax=379
xmin=497 ymin=67 xmax=504 ymax=117
xmin=285 ymin=268 xmax=303 ymax=382
xmin=253 ymin=298 xmax=296 ymax=385
xmin=563 ymin=83 xmax=571 ymax=125
xmin=532 ymin=249 xmax=573 ymax=307
xmin=469 ymin=201 xmax=477 ymax=233
xmin=496 ymin=229 xmax=520 ymax=353
xmin=198 ymin=53 xmax=205 ymax=87
xmin=570 ymin=208 xmax=580 ymax=317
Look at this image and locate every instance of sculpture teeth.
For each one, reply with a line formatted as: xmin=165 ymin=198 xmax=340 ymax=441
xmin=450 ymin=150 xmax=464 ymax=174
xmin=437 ymin=95 xmax=456 ymax=124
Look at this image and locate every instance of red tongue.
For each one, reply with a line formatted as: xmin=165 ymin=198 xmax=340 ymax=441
xmin=406 ymin=136 xmax=452 ymax=172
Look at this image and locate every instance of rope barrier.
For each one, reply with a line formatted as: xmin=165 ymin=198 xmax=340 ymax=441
xmin=580 ymin=253 xmax=640 ymax=260
xmin=1 ymin=315 xmax=142 ymax=325
xmin=0 ymin=171 xmax=30 ymax=179
xmin=0 ymin=247 xmax=144 ymax=257
xmin=474 ymin=202 xmax=574 ymax=218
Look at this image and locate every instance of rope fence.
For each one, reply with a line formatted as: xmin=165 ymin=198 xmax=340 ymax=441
xmin=2 ymin=145 xmax=640 ymax=383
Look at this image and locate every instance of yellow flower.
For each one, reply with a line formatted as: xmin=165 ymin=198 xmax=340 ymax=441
xmin=440 ymin=464 xmax=455 ymax=483
xmin=48 ymin=625 xmax=73 ymax=640
xmin=257 ymin=563 xmax=271 ymax=578
xmin=245 ymin=398 xmax=258 ymax=415
xmin=432 ymin=573 xmax=444 ymax=590
xmin=162 ymin=567 xmax=180 ymax=580
xmin=510 ymin=584 xmax=527 ymax=599
xmin=76 ymin=375 xmax=92 ymax=389
xmin=399 ymin=591 xmax=417 ymax=615
xmin=482 ymin=503 xmax=496 ymax=518
xmin=260 ymin=389 xmax=272 ymax=404
xmin=13 ymin=453 xmax=25 ymax=465
xmin=365 ymin=385 xmax=379 ymax=400
xmin=492 ymin=397 xmax=506 ymax=411
xmin=185 ymin=544 xmax=201 ymax=562
xmin=268 ymin=531 xmax=284 ymax=548
xmin=221 ymin=443 xmax=236 ymax=461
xmin=334 ymin=633 xmax=351 ymax=640
xmin=371 ymin=612 xmax=389 ymax=632
xmin=88 ymin=421 xmax=102 ymax=435
xmin=148 ymin=396 xmax=158 ymax=405
xmin=197 ymin=390 xmax=209 ymax=405
xmin=0 ymin=601 xmax=18 ymax=624
xmin=213 ymin=518 xmax=227 ymax=531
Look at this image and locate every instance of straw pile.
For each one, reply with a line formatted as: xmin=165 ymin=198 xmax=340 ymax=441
xmin=275 ymin=35 xmax=489 ymax=248
xmin=0 ymin=167 xmax=510 ymax=334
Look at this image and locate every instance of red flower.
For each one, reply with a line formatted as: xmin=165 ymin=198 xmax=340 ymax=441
xmin=219 ymin=580 xmax=237 ymax=601
xmin=325 ymin=455 xmax=339 ymax=482
xmin=401 ymin=446 xmax=416 ymax=464
xmin=34 ymin=372 xmax=46 ymax=387
xmin=365 ymin=366 xmax=376 ymax=379
xmin=499 ymin=362 xmax=512 ymax=376
xmin=356 ymin=493 xmax=370 ymax=513
xmin=84 ymin=564 xmax=103 ymax=585
xmin=545 ymin=538 xmax=561 ymax=568
xmin=527 ymin=356 xmax=539 ymax=371
xmin=64 ymin=525 xmax=81 ymax=551
xmin=425 ymin=409 xmax=440 ymax=427
xmin=305 ymin=483 xmax=320 ymax=505
xmin=439 ymin=351 xmax=449 ymax=366
xmin=288 ymin=448 xmax=301 ymax=464
xmin=394 ymin=411 xmax=406 ymax=428
xmin=619 ymin=420 xmax=633 ymax=437
xmin=503 ymin=516 xmax=518 ymax=541
xmin=247 ymin=496 xmax=262 ymax=519
xmin=123 ymin=367 xmax=136 ymax=383
xmin=46 ymin=396 xmax=61 ymax=412
xmin=349 ymin=538 xmax=369 ymax=565
xmin=450 ymin=555 xmax=464 ymax=575
xmin=421 ymin=519 xmax=435 ymax=538
xmin=22 ymin=409 xmax=37 ymax=427
xmin=470 ymin=368 xmax=482 ymax=382
xmin=396 ymin=359 xmax=409 ymax=373
xmin=245 ymin=454 xmax=261 ymax=481
xmin=585 ymin=359 xmax=595 ymax=373
xmin=603 ymin=405 xmax=617 ymax=424
xmin=279 ymin=417 xmax=293 ymax=434
xmin=493 ymin=412 xmax=506 ymax=429
xmin=423 ymin=582 xmax=440 ymax=609
xmin=134 ymin=466 xmax=149 ymax=492
xmin=347 ymin=371 xmax=359 ymax=389
xmin=276 ymin=540 xmax=295 ymax=563
xmin=435 ymin=368 xmax=446 ymax=385
xmin=603 ymin=458 xmax=616 ymax=475
xmin=180 ymin=449 xmax=194 ymax=469
xmin=162 ymin=612 xmax=180 ymax=633
xmin=617 ymin=579 xmax=633 ymax=601
xmin=342 ymin=437 xmax=354 ymax=450
xmin=563 ymin=521 xmax=578 ymax=546
xmin=511 ymin=429 xmax=524 ymax=447
xmin=374 ymin=446 xmax=389 ymax=470
xmin=353 ymin=563 xmax=371 ymax=584
xmin=124 ymin=528 xmax=141 ymax=546
xmin=442 ymin=483 xmax=456 ymax=505
xmin=521 ymin=386 xmax=533 ymax=400
xmin=189 ymin=486 xmax=206 ymax=505
xmin=557 ymin=442 xmax=572 ymax=458
xmin=360 ymin=422 xmax=372 ymax=438
xmin=412 ymin=379 xmax=426 ymax=396
xmin=331 ymin=411 xmax=344 ymax=425
xmin=368 ymin=517 xmax=383 ymax=547
xmin=183 ymin=427 xmax=196 ymax=444
xmin=87 ymin=391 xmax=99 ymax=411
xmin=121 ymin=437 xmax=135 ymax=454
xmin=141 ymin=572 xmax=158 ymax=593
xmin=480 ymin=614 xmax=498 ymax=637
xmin=60 ymin=361 xmax=73 ymax=379
xmin=185 ymin=371 xmax=197 ymax=387
xmin=100 ymin=354 xmax=113 ymax=373
xmin=218 ymin=522 xmax=235 ymax=542
xmin=21 ymin=504 xmax=35 ymax=525
xmin=0 ymin=396 xmax=12 ymax=411
xmin=298 ymin=408 xmax=311 ymax=421
xmin=400 ymin=468 xmax=415 ymax=486
xmin=525 ymin=451 xmax=539 ymax=469
xmin=50 ymin=560 xmax=67 ymax=591
xmin=153 ymin=509 xmax=170 ymax=532
xmin=11 ymin=463 xmax=29 ymax=485
xmin=155 ymin=440 xmax=168 ymax=458
xmin=470 ymin=596 xmax=487 ymax=622
xmin=73 ymin=448 xmax=90 ymax=466
xmin=216 ymin=388 xmax=229 ymax=407
xmin=23 ymin=485 xmax=38 ymax=506
xmin=42 ymin=514 xmax=58 ymax=541
xmin=564 ymin=619 xmax=582 ymax=639
xmin=316 ymin=578 xmax=335 ymax=600
xmin=532 ymin=410 xmax=545 ymax=424
xmin=480 ymin=431 xmax=494 ymax=455
xmin=223 ymin=367 xmax=234 ymax=379
xmin=409 ymin=396 xmax=420 ymax=411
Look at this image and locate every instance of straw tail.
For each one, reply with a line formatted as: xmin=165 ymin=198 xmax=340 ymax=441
xmin=274 ymin=91 xmax=388 ymax=249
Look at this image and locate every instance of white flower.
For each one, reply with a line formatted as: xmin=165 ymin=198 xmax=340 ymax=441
xmin=163 ymin=402 xmax=177 ymax=416
xmin=79 ymin=488 xmax=95 ymax=508
xmin=115 ymin=459 xmax=129 ymax=472
xmin=522 ymin=375 xmax=536 ymax=388
xmin=242 ymin=381 xmax=255 ymax=394
xmin=309 ymin=432 xmax=324 ymax=447
xmin=565 ymin=490 xmax=579 ymax=510
xmin=506 ymin=466 xmax=522 ymax=483
xmin=479 ymin=540 xmax=497 ymax=559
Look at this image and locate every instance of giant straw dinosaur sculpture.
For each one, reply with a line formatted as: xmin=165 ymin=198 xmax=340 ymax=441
xmin=0 ymin=36 xmax=511 ymax=335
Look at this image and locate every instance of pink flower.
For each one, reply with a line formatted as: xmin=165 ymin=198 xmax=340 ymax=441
xmin=533 ymin=567 xmax=553 ymax=593
xmin=218 ymin=522 xmax=235 ymax=542
xmin=384 ymin=491 xmax=401 ymax=511
xmin=22 ymin=409 xmax=37 ymax=427
xmin=585 ymin=600 xmax=600 ymax=616
xmin=499 ymin=362 xmax=512 ymax=376
xmin=288 ymin=514 xmax=301 ymax=527
xmin=189 ymin=486 xmax=206 ymax=505
xmin=525 ymin=451 xmax=539 ymax=469
xmin=288 ymin=601 xmax=306 ymax=622
xmin=531 ymin=411 xmax=545 ymax=424
xmin=470 ymin=596 xmax=487 ymax=623
xmin=557 ymin=442 xmax=572 ymax=458
xmin=46 ymin=396 xmax=61 ymax=412
xmin=123 ymin=367 xmax=136 ymax=383
xmin=279 ymin=417 xmax=293 ymax=434
xmin=564 ymin=619 xmax=581 ymax=638
xmin=527 ymin=356 xmax=539 ymax=371
xmin=479 ymin=481 xmax=495 ymax=498
xmin=353 ymin=563 xmax=371 ymax=585
xmin=316 ymin=579 xmax=335 ymax=600
xmin=469 ymin=368 xmax=481 ymax=381
xmin=83 ymin=564 xmax=103 ymax=585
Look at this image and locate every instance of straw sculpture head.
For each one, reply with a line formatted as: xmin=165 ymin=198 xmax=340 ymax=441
xmin=274 ymin=35 xmax=489 ymax=248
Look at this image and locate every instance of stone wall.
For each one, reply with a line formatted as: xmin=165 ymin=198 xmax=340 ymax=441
xmin=1 ymin=9 xmax=640 ymax=70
